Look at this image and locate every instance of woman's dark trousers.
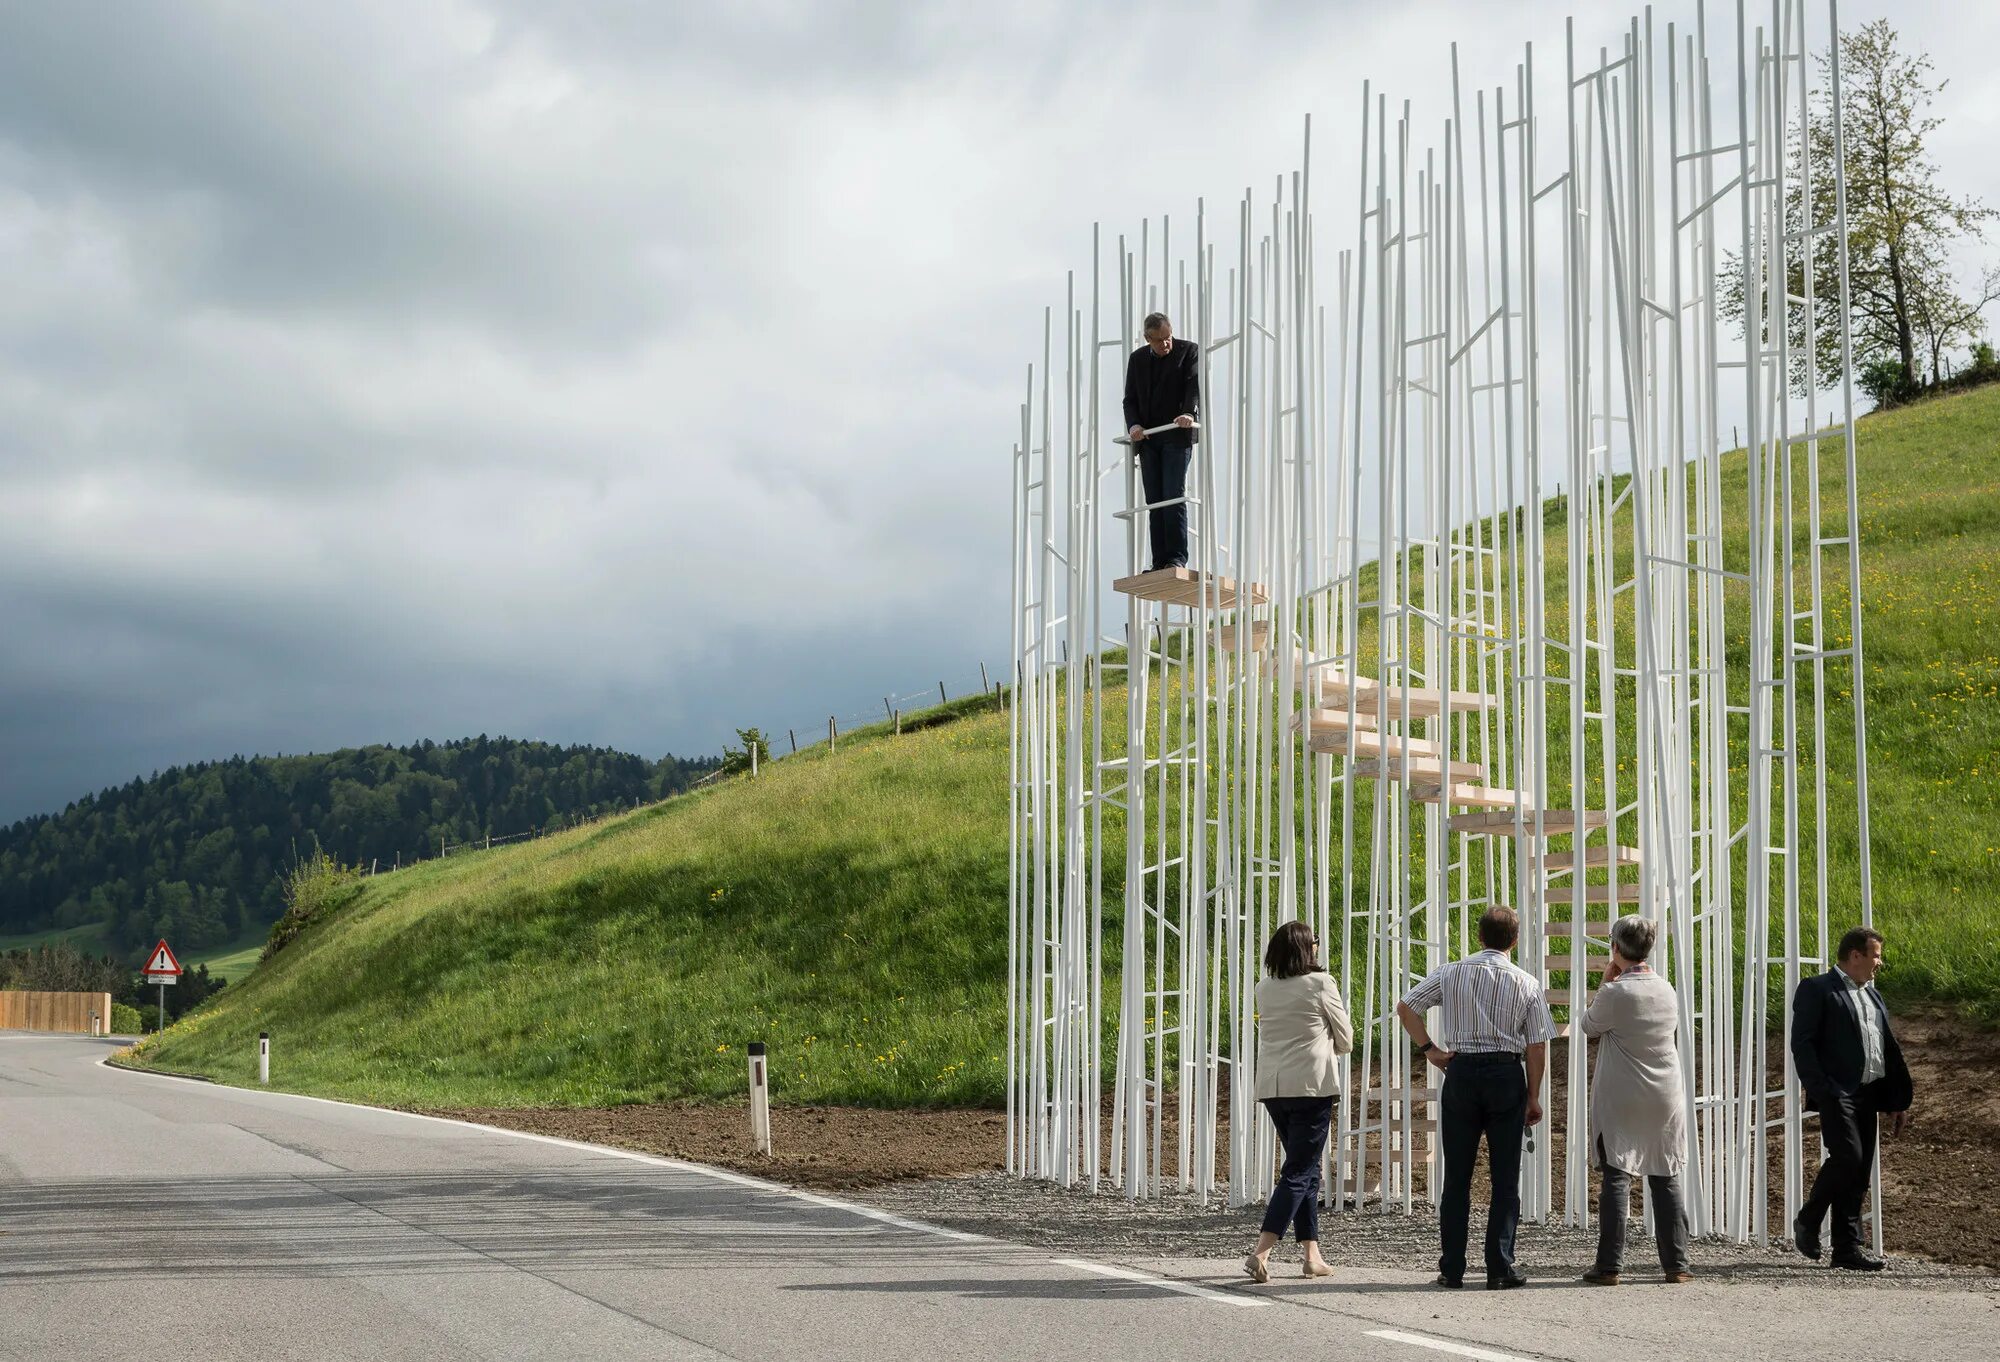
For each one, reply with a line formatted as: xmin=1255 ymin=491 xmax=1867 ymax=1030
xmin=1437 ymin=1052 xmax=1527 ymax=1281
xmin=1260 ymin=1095 xmax=1335 ymax=1241
xmin=1594 ymin=1140 xmax=1690 ymax=1275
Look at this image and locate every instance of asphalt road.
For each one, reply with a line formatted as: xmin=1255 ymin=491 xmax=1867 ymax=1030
xmin=2 ymin=1033 xmax=1994 ymax=1362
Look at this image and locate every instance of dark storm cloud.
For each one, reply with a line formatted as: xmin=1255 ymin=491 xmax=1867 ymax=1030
xmin=0 ymin=0 xmax=1993 ymax=825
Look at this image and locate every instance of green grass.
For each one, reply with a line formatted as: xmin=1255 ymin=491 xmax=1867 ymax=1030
xmin=0 ymin=921 xmax=109 ymax=955
xmin=136 ymin=703 xmax=1012 ymax=1107
xmin=134 ymin=385 xmax=2000 ymax=1107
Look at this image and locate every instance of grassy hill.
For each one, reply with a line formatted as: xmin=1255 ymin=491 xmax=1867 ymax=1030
xmin=133 ymin=383 xmax=2000 ymax=1107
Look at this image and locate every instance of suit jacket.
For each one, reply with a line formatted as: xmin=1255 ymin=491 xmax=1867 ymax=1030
xmin=1790 ymin=968 xmax=1913 ymax=1113
xmin=1254 ymin=971 xmax=1354 ymax=1100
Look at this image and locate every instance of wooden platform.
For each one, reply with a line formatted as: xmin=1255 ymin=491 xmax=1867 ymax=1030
xmin=1543 ymin=950 xmax=1606 ymax=972
xmin=1110 ymin=566 xmax=1268 ymax=608
xmin=1543 ymin=845 xmax=1643 ymax=869
xmin=1447 ymin=809 xmax=1611 ymax=835
xmin=1544 ymin=987 xmax=1598 ymax=1009
xmin=1351 ymin=756 xmax=1490 ymax=785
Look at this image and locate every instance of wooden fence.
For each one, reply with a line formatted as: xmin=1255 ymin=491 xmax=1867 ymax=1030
xmin=0 ymin=990 xmax=115 ymax=1034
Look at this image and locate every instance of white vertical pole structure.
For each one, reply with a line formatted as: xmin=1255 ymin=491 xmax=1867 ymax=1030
xmin=1003 ymin=0 xmax=1865 ymax=1247
xmin=259 ymin=1030 xmax=270 ymax=1085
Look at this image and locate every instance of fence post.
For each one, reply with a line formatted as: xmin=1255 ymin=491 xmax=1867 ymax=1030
xmin=788 ymin=728 xmax=797 ymax=754
xmin=895 ymin=709 xmax=902 ymax=736
xmin=938 ymin=680 xmax=947 ymax=705
xmin=883 ymin=697 xmax=894 ymax=721
xmin=829 ymin=716 xmax=837 ymax=751
xmin=980 ymin=662 xmax=990 ymax=694
xmin=751 ymin=739 xmax=759 ymax=778
xmin=259 ymin=1031 xmax=270 ymax=1085
xmin=747 ymin=1042 xmax=772 ymax=1155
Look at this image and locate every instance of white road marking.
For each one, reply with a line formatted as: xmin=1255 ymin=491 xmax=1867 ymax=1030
xmin=1050 ymin=1257 xmax=1266 ymax=1308
xmin=1366 ymin=1328 xmax=1542 ymax=1361
xmin=96 ymin=1054 xmax=987 ymax=1243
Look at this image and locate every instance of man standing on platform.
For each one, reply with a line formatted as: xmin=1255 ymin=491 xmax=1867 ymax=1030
xmin=1395 ymin=907 xmax=1554 ymax=1291
xmin=1790 ymin=925 xmax=1913 ymax=1271
xmin=1123 ymin=311 xmax=1200 ymax=572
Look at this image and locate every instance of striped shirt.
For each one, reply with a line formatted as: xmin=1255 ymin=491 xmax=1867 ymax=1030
xmin=1836 ymin=969 xmax=1887 ymax=1084
xmin=1401 ymin=949 xmax=1556 ymax=1055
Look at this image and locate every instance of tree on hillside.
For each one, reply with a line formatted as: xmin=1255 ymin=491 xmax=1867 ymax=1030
xmin=720 ymin=727 xmax=773 ymax=776
xmin=1725 ymin=20 xmax=1997 ymax=404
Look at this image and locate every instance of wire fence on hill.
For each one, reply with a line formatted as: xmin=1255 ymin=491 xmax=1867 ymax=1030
xmin=362 ymin=660 xmax=1009 ymax=871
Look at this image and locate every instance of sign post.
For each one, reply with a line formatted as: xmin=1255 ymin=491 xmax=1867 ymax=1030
xmin=143 ymin=939 xmax=183 ymax=1033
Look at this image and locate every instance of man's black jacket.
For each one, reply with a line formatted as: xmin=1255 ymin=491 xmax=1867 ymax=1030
xmin=1124 ymin=340 xmax=1201 ymax=439
xmin=1790 ymin=967 xmax=1913 ymax=1113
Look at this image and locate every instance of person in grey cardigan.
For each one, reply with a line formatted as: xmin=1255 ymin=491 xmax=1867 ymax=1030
xmin=1243 ymin=921 xmax=1354 ymax=1283
xmin=1580 ymin=916 xmax=1693 ymax=1285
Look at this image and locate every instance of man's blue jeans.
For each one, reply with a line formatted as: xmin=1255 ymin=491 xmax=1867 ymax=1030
xmin=1260 ymin=1095 xmax=1335 ymax=1241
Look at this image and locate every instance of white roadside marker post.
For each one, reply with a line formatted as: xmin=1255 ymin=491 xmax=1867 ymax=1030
xmin=747 ymin=1041 xmax=772 ymax=1156
xmin=89 ymin=1011 xmax=99 ymax=1038
xmin=259 ymin=1031 xmax=270 ymax=1085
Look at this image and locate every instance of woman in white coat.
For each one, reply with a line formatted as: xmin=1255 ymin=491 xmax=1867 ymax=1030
xmin=1243 ymin=921 xmax=1354 ymax=1283
xmin=1580 ymin=915 xmax=1693 ymax=1285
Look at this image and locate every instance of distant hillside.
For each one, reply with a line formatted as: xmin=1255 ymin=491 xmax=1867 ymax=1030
xmin=0 ymin=737 xmax=720 ymax=960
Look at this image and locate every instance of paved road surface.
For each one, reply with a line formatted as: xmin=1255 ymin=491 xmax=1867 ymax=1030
xmin=3 ymin=1034 xmax=1993 ymax=1361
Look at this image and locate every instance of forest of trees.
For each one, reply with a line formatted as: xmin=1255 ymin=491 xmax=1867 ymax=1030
xmin=0 ymin=737 xmax=719 ymax=959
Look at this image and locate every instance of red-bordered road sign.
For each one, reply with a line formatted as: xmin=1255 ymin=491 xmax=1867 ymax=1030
xmin=144 ymin=939 xmax=183 ymax=984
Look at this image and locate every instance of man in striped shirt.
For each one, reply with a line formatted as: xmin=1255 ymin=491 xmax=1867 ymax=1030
xmin=1396 ymin=906 xmax=1555 ymax=1290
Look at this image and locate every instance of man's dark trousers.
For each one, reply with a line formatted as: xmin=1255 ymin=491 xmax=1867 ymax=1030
xmin=1260 ymin=1096 xmax=1335 ymax=1242
xmin=1802 ymin=1087 xmax=1882 ymax=1256
xmin=1438 ymin=1051 xmax=1527 ymax=1281
xmin=1137 ymin=435 xmax=1193 ymax=570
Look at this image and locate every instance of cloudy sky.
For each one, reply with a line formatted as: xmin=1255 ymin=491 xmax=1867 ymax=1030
xmin=1 ymin=0 xmax=1995 ymax=823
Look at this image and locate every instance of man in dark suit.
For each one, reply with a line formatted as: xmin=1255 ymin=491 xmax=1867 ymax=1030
xmin=1790 ymin=925 xmax=1914 ymax=1271
xmin=1122 ymin=312 xmax=1200 ymax=572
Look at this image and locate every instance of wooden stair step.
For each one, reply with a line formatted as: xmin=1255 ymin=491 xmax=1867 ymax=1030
xmin=1544 ymin=987 xmax=1597 ymax=1008
xmin=1540 ymin=882 xmax=1644 ymax=905
xmin=1543 ymin=845 xmax=1643 ymax=869
xmin=1312 ymin=672 xmax=1501 ymax=717
xmin=1447 ymin=809 xmax=1611 ymax=835
xmin=1111 ymin=566 xmax=1269 ymax=608
xmin=1358 ymin=1085 xmax=1440 ymax=1104
xmin=1541 ymin=919 xmax=1617 ymax=938
xmin=1352 ymin=756 xmax=1491 ymax=785
xmin=1212 ymin=620 xmax=1272 ymax=652
xmin=1543 ymin=950 xmax=1607 ymax=972
xmin=1410 ymin=783 xmax=1527 ymax=809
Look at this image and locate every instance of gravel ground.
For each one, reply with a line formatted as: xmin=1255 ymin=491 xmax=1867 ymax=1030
xmin=860 ymin=1172 xmax=1998 ymax=1287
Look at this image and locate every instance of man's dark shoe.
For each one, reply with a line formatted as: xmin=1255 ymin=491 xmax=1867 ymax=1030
xmin=1433 ymin=1272 xmax=1463 ymax=1289
xmin=1831 ymin=1251 xmax=1886 ymax=1272
xmin=1792 ymin=1210 xmax=1823 ymax=1261
xmin=1487 ymin=1270 xmax=1529 ymax=1290
xmin=1581 ymin=1268 xmax=1620 ymax=1286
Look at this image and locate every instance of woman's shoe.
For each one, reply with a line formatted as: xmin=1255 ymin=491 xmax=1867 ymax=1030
xmin=1302 ymin=1259 xmax=1333 ymax=1278
xmin=1243 ymin=1253 xmax=1270 ymax=1284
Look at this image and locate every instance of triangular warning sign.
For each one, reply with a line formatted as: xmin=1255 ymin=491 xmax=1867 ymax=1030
xmin=145 ymin=940 xmax=182 ymax=976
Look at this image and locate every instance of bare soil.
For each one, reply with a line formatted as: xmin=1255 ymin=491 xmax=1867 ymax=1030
xmin=421 ymin=1004 xmax=2000 ymax=1271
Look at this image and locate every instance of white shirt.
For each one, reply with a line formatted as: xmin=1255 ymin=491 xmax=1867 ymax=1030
xmin=1838 ymin=967 xmax=1887 ymax=1085
xmin=1401 ymin=949 xmax=1556 ymax=1055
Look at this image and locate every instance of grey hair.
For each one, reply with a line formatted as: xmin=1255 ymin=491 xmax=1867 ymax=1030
xmin=1609 ymin=915 xmax=1658 ymax=964
xmin=1142 ymin=311 xmax=1172 ymax=334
